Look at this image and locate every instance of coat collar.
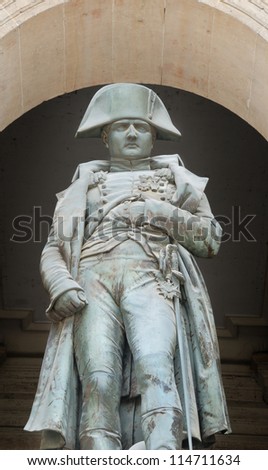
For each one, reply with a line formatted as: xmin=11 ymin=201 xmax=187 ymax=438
xmin=71 ymin=154 xmax=183 ymax=181
xmin=70 ymin=154 xmax=208 ymax=213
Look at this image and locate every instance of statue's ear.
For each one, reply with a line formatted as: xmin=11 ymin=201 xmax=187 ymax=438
xmin=101 ymin=128 xmax=109 ymax=148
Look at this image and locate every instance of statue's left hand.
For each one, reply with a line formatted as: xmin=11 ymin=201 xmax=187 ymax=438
xmin=47 ymin=289 xmax=88 ymax=322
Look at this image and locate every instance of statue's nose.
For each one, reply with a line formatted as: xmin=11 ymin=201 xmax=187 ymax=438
xmin=127 ymin=124 xmax=137 ymax=138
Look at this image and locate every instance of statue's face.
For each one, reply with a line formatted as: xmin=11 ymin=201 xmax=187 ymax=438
xmin=107 ymin=119 xmax=154 ymax=160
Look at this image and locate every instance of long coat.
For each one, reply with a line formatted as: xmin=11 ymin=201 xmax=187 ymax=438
xmin=24 ymin=154 xmax=231 ymax=449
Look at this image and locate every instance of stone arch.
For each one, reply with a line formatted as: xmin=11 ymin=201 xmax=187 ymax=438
xmin=0 ymin=0 xmax=268 ymax=138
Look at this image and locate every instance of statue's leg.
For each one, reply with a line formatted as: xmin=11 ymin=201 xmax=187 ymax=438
xmin=74 ymin=259 xmax=125 ymax=450
xmin=121 ymin=261 xmax=183 ymax=450
xmin=134 ymin=354 xmax=183 ymax=450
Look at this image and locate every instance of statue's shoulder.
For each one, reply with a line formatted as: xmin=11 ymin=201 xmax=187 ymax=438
xmin=151 ymin=154 xmax=209 ymax=202
xmin=71 ymin=160 xmax=110 ymax=182
xmin=151 ymin=154 xmax=183 ymax=169
xmin=55 ymin=160 xmax=110 ymax=201
xmin=152 ymin=154 xmax=208 ymax=186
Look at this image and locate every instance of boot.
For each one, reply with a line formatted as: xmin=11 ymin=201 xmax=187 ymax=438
xmin=141 ymin=407 xmax=183 ymax=450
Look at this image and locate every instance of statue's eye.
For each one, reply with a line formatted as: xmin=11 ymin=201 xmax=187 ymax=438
xmin=135 ymin=124 xmax=150 ymax=133
xmin=114 ymin=123 xmax=128 ymax=131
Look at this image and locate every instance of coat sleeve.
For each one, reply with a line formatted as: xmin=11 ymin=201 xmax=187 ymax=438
xmin=144 ymin=193 xmax=222 ymax=258
xmin=40 ymin=222 xmax=84 ymax=313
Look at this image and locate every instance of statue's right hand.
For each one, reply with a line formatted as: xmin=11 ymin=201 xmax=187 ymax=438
xmin=47 ymin=289 xmax=88 ymax=322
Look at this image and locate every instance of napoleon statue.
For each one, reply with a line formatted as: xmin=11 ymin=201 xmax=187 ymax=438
xmin=25 ymin=83 xmax=231 ymax=450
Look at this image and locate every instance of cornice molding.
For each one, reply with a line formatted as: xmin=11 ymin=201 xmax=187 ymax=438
xmin=1 ymin=308 xmax=268 ymax=336
xmin=1 ymin=308 xmax=268 ymax=361
xmin=0 ymin=309 xmax=49 ymax=331
xmin=200 ymin=0 xmax=268 ymax=36
xmin=218 ymin=314 xmax=268 ymax=338
xmin=0 ymin=0 xmax=60 ymax=37
xmin=220 ymin=0 xmax=268 ymax=28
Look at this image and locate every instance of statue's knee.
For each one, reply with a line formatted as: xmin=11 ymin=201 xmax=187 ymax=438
xmin=135 ymin=353 xmax=175 ymax=390
xmin=83 ymin=371 xmax=120 ymax=400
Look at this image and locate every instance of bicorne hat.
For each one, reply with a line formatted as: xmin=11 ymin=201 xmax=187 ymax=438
xmin=75 ymin=83 xmax=181 ymax=141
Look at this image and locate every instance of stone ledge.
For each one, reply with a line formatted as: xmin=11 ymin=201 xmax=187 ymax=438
xmin=1 ymin=308 xmax=268 ymax=360
xmin=1 ymin=308 xmax=267 ymax=336
xmin=0 ymin=309 xmax=50 ymax=332
xmin=251 ymin=352 xmax=268 ymax=404
xmin=0 ymin=358 xmax=267 ymax=449
xmin=219 ymin=315 xmax=268 ymax=338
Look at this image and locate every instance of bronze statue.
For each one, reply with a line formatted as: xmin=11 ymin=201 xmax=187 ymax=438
xmin=25 ymin=83 xmax=231 ymax=450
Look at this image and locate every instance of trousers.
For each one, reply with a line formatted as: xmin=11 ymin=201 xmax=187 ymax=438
xmin=73 ymin=240 xmax=183 ymax=450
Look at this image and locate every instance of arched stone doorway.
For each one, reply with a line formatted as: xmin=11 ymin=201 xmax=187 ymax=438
xmin=1 ymin=0 xmax=268 ymax=451
xmin=1 ymin=0 xmax=268 ymax=379
xmin=0 ymin=0 xmax=268 ymax=139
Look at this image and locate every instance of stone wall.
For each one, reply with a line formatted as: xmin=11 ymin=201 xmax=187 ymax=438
xmin=0 ymin=0 xmax=268 ymax=138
